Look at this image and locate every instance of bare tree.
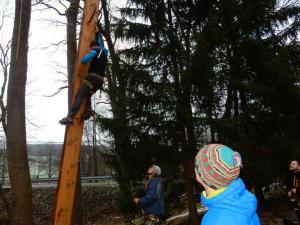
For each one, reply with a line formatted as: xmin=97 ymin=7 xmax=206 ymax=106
xmin=37 ymin=147 xmax=42 ymax=178
xmin=32 ymin=0 xmax=82 ymax=105
xmin=0 ymin=140 xmax=6 ymax=183
xmin=45 ymin=144 xmax=60 ymax=178
xmin=66 ymin=0 xmax=80 ymax=108
xmin=0 ymin=140 xmax=10 ymax=224
xmin=6 ymin=0 xmax=33 ymax=225
xmin=0 ymin=7 xmax=11 ymax=197
xmin=83 ymin=123 xmax=94 ymax=176
xmin=32 ymin=1 xmax=84 ymax=225
xmin=0 ymin=37 xmax=10 ymax=135
xmin=99 ymin=0 xmax=135 ymax=211
xmin=83 ymin=111 xmax=102 ymax=177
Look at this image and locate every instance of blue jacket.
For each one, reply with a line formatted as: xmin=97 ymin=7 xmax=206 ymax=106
xmin=81 ymin=47 xmax=108 ymax=65
xmin=81 ymin=33 xmax=108 ymax=65
xmin=200 ymin=178 xmax=261 ymax=225
xmin=81 ymin=33 xmax=108 ymax=75
xmin=139 ymin=177 xmax=165 ymax=216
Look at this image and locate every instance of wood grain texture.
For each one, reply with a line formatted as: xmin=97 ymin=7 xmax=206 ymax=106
xmin=51 ymin=1 xmax=100 ymax=225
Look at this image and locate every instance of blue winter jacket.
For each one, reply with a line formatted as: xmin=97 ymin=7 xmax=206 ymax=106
xmin=139 ymin=177 xmax=165 ymax=216
xmin=200 ymin=178 xmax=261 ymax=225
xmin=81 ymin=33 xmax=108 ymax=65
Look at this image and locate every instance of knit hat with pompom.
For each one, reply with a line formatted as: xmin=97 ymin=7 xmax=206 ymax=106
xmin=195 ymin=144 xmax=242 ymax=189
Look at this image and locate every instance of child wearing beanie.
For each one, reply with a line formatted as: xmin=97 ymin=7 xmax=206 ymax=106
xmin=195 ymin=144 xmax=261 ymax=225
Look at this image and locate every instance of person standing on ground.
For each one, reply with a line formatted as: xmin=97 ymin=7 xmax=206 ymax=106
xmin=285 ymin=160 xmax=300 ymax=225
xmin=287 ymin=160 xmax=300 ymax=200
xmin=194 ymin=144 xmax=261 ymax=225
xmin=59 ymin=32 xmax=108 ymax=126
xmin=132 ymin=165 xmax=165 ymax=225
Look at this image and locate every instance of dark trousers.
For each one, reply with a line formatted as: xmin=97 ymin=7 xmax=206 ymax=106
xmin=68 ymin=83 xmax=92 ymax=118
xmin=294 ymin=197 xmax=300 ymax=221
xmin=68 ymin=73 xmax=103 ymax=118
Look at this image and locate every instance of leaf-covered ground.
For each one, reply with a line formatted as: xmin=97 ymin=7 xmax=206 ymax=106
xmin=31 ymin=186 xmax=300 ymax=225
xmin=31 ymin=184 xmax=125 ymax=225
xmin=0 ymin=184 xmax=298 ymax=225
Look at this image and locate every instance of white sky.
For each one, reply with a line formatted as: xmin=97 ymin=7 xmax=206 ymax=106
xmin=28 ymin=6 xmax=70 ymax=143
xmin=1 ymin=1 xmax=72 ymax=143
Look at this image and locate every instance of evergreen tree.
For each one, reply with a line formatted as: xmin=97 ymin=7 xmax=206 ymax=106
xmin=96 ymin=0 xmax=300 ymax=219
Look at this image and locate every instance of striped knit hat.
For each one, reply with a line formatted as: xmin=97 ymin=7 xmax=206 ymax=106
xmin=195 ymin=144 xmax=242 ymax=189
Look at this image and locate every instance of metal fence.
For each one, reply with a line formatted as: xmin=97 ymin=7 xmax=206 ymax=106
xmin=1 ymin=175 xmax=114 ymax=189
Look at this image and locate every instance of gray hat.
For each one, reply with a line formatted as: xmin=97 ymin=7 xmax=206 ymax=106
xmin=152 ymin=165 xmax=161 ymax=176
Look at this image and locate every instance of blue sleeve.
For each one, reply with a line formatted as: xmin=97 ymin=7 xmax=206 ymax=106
xmin=201 ymin=210 xmax=260 ymax=225
xmin=139 ymin=180 xmax=159 ymax=207
xmin=201 ymin=210 xmax=236 ymax=225
xmin=81 ymin=50 xmax=97 ymax=64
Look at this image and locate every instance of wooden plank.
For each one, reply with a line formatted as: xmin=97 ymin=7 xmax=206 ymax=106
xmin=51 ymin=1 xmax=100 ymax=225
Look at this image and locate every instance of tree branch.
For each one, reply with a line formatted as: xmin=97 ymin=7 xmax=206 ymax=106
xmin=43 ymin=86 xmax=68 ymax=97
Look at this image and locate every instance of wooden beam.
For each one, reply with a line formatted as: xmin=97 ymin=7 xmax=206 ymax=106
xmin=51 ymin=1 xmax=100 ymax=225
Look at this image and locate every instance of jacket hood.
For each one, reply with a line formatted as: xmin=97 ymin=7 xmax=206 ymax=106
xmin=201 ymin=178 xmax=257 ymax=220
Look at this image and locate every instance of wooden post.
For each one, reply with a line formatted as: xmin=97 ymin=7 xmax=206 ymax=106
xmin=51 ymin=1 xmax=100 ymax=225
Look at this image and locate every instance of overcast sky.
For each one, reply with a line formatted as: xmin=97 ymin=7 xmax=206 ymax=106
xmin=1 ymin=1 xmax=74 ymax=143
xmin=29 ymin=5 xmax=73 ymax=143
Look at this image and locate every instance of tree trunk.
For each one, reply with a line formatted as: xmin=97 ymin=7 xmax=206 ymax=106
xmin=101 ymin=0 xmax=134 ymax=212
xmin=182 ymin=159 xmax=198 ymax=224
xmin=0 ymin=41 xmax=9 ymax=134
xmin=66 ymin=2 xmax=83 ymax=225
xmin=66 ymin=0 xmax=80 ymax=109
xmin=0 ymin=184 xmax=10 ymax=224
xmin=51 ymin=1 xmax=99 ymax=224
xmin=92 ymin=115 xmax=98 ymax=176
xmin=6 ymin=0 xmax=33 ymax=225
xmin=72 ymin=165 xmax=83 ymax=225
xmin=177 ymin=105 xmax=198 ymax=225
xmin=48 ymin=146 xmax=53 ymax=178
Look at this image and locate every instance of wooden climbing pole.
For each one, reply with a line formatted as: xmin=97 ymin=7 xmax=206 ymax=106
xmin=51 ymin=1 xmax=100 ymax=225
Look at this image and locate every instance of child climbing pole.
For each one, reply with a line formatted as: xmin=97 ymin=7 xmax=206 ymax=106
xmin=52 ymin=1 xmax=101 ymax=225
xmin=59 ymin=32 xmax=108 ymax=126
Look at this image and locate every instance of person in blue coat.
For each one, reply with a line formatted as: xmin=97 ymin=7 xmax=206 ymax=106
xmin=195 ymin=144 xmax=261 ymax=225
xmin=133 ymin=165 xmax=165 ymax=224
xmin=59 ymin=32 xmax=108 ymax=126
